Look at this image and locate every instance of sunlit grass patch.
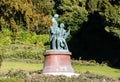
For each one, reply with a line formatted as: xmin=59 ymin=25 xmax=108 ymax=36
xmin=73 ymin=64 xmax=120 ymax=79
xmin=0 ymin=61 xmax=43 ymax=71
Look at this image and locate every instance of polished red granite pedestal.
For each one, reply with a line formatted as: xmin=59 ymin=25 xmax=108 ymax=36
xmin=42 ymin=50 xmax=79 ymax=76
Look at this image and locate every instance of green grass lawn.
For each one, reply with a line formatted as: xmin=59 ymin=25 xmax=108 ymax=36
xmin=0 ymin=61 xmax=120 ymax=79
xmin=0 ymin=61 xmax=43 ymax=71
xmin=73 ymin=64 xmax=120 ymax=79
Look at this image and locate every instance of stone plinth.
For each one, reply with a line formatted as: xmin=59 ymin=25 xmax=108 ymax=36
xmin=42 ymin=50 xmax=74 ymax=74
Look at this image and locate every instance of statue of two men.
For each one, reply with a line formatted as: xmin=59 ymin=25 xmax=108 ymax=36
xmin=50 ymin=14 xmax=70 ymax=51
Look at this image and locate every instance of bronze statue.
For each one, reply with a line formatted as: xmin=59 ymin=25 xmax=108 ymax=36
xmin=50 ymin=14 xmax=70 ymax=51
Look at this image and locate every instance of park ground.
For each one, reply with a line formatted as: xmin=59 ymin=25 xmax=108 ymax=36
xmin=0 ymin=58 xmax=120 ymax=82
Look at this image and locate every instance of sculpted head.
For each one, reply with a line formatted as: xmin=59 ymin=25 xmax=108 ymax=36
xmin=60 ymin=23 xmax=65 ymax=28
xmin=54 ymin=14 xmax=59 ymax=19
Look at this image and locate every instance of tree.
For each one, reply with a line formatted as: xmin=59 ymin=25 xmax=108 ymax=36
xmin=0 ymin=0 xmax=52 ymax=40
xmin=53 ymin=0 xmax=88 ymax=34
xmin=86 ymin=0 xmax=120 ymax=35
xmin=31 ymin=0 xmax=54 ymax=34
xmin=68 ymin=0 xmax=120 ymax=67
xmin=32 ymin=0 xmax=54 ymax=15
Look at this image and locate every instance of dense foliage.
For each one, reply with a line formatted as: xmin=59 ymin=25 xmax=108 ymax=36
xmin=0 ymin=0 xmax=119 ymax=37
xmin=54 ymin=0 xmax=88 ymax=34
xmin=68 ymin=0 xmax=120 ymax=68
xmin=53 ymin=0 xmax=120 ymax=34
xmin=86 ymin=0 xmax=120 ymax=29
xmin=0 ymin=55 xmax=2 ymax=67
xmin=0 ymin=0 xmax=52 ymax=40
xmin=0 ymin=0 xmax=120 ymax=67
xmin=0 ymin=44 xmax=45 ymax=59
xmin=52 ymin=0 xmax=120 ymax=67
xmin=0 ymin=0 xmax=120 ymax=35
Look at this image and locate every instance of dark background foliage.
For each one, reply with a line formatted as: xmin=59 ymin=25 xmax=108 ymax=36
xmin=53 ymin=0 xmax=120 ymax=68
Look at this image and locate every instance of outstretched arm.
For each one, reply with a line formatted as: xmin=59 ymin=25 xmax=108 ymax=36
xmin=64 ymin=29 xmax=70 ymax=39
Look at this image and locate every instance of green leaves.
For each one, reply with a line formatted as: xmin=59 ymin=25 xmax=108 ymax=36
xmin=32 ymin=0 xmax=54 ymax=15
xmin=86 ymin=0 xmax=120 ymax=28
xmin=0 ymin=55 xmax=2 ymax=68
xmin=55 ymin=0 xmax=88 ymax=33
xmin=0 ymin=0 xmax=52 ymax=40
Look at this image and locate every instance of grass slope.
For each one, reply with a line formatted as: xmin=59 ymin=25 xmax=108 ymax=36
xmin=0 ymin=61 xmax=43 ymax=71
xmin=73 ymin=65 xmax=120 ymax=79
xmin=0 ymin=61 xmax=120 ymax=79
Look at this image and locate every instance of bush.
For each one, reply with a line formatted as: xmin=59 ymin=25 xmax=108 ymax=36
xmin=72 ymin=59 xmax=99 ymax=66
xmin=17 ymin=31 xmax=49 ymax=46
xmin=0 ymin=27 xmax=12 ymax=45
xmin=17 ymin=31 xmax=38 ymax=44
xmin=0 ymin=29 xmax=49 ymax=60
xmin=0 ymin=55 xmax=2 ymax=67
xmin=0 ymin=43 xmax=45 ymax=60
xmin=0 ymin=78 xmax=24 ymax=82
xmin=36 ymin=34 xmax=49 ymax=45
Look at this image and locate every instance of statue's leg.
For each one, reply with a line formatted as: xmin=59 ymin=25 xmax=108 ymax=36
xmin=64 ymin=40 xmax=68 ymax=50
xmin=52 ymin=37 xmax=56 ymax=49
xmin=50 ymin=41 xmax=52 ymax=49
xmin=57 ymin=39 xmax=62 ymax=50
xmin=56 ymin=39 xmax=58 ymax=49
xmin=56 ymin=38 xmax=60 ymax=50
xmin=61 ymin=41 xmax=65 ymax=49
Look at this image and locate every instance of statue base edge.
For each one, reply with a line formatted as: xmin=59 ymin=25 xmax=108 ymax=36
xmin=25 ymin=73 xmax=80 ymax=82
xmin=42 ymin=72 xmax=80 ymax=77
xmin=44 ymin=50 xmax=72 ymax=55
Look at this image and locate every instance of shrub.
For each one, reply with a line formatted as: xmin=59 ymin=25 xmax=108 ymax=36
xmin=17 ymin=31 xmax=38 ymax=44
xmin=0 ymin=78 xmax=24 ymax=82
xmin=36 ymin=34 xmax=49 ymax=45
xmin=0 ymin=27 xmax=12 ymax=45
xmin=0 ymin=29 xmax=49 ymax=60
xmin=0 ymin=55 xmax=2 ymax=67
xmin=0 ymin=44 xmax=45 ymax=60
xmin=17 ymin=31 xmax=49 ymax=46
xmin=72 ymin=59 xmax=99 ymax=66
